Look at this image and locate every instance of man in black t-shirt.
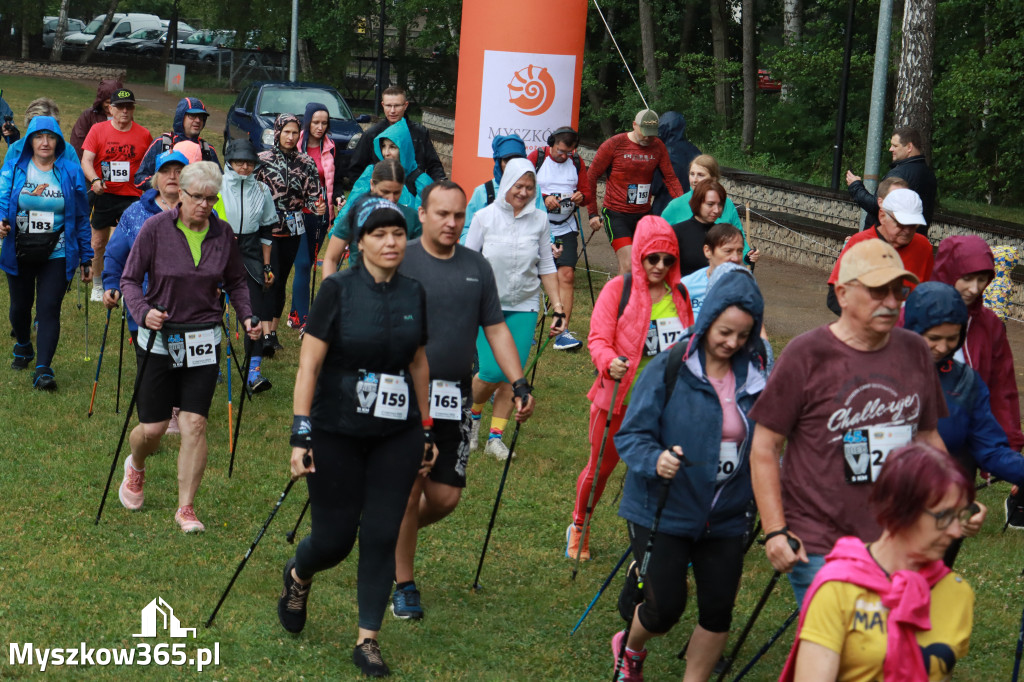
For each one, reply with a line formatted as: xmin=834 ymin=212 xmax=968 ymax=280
xmin=390 ymin=180 xmax=535 ymax=620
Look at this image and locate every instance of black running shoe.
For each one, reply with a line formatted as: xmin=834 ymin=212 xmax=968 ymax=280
xmin=269 ymin=330 xmax=284 ymax=352
xmin=1005 ymin=491 xmax=1024 ymax=530
xmin=262 ymin=334 xmax=276 ymax=359
xmin=352 ymin=638 xmax=390 ymax=677
xmin=32 ymin=366 xmax=56 ymax=391
xmin=11 ymin=342 xmax=32 ymax=370
xmin=278 ymin=556 xmax=311 ymax=633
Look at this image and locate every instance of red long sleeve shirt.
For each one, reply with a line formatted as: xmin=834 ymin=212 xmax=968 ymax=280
xmin=586 ymin=133 xmax=683 ymax=215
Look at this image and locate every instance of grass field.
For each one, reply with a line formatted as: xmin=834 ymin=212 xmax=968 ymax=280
xmin=1 ymin=75 xmax=1023 ymax=680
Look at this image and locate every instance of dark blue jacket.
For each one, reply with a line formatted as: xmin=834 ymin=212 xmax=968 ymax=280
xmin=905 ymin=282 xmax=1024 ymax=484
xmin=133 ymin=98 xmax=219 ymax=189
xmin=651 ymin=111 xmax=701 ymax=216
xmin=103 ymin=188 xmax=162 ymax=330
xmin=616 ymin=268 xmax=765 ymax=539
xmin=0 ymin=116 xmax=92 ymax=279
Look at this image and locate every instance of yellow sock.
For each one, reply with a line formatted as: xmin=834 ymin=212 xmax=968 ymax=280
xmin=490 ymin=417 xmax=509 ymax=435
xmin=471 ymin=402 xmax=486 ymax=415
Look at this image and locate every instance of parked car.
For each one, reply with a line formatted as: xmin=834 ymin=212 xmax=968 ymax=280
xmin=224 ymin=81 xmax=370 ymax=159
xmin=63 ymin=13 xmax=161 ymax=49
xmin=42 ymin=16 xmax=86 ymax=48
xmin=103 ymin=25 xmax=195 ymax=53
xmin=175 ymin=29 xmax=236 ymax=62
xmin=758 ymin=69 xmax=782 ymax=93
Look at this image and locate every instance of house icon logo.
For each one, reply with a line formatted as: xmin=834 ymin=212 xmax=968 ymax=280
xmin=133 ymin=597 xmax=197 ymax=638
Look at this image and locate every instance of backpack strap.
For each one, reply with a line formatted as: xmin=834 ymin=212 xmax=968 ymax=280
xmin=617 ymin=272 xmax=632 ymax=319
xmin=534 ymin=148 xmax=547 ymax=172
xmin=663 ymin=339 xmax=687 ymax=406
xmin=405 ymin=168 xmax=424 ymax=197
xmin=484 ymin=181 xmax=496 ymax=206
xmin=160 ymin=132 xmax=173 ymax=152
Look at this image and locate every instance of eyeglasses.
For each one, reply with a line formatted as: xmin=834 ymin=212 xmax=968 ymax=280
xmin=848 ymin=280 xmax=911 ymax=301
xmin=645 ymin=254 xmax=677 ymax=268
xmin=181 ymin=188 xmax=219 ymax=205
xmin=230 ymin=160 xmax=256 ymax=167
xmin=923 ymin=506 xmax=975 ymax=530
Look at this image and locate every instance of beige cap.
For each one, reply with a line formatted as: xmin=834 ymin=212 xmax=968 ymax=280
xmin=633 ymin=109 xmax=660 ymax=137
xmin=837 ymin=239 xmax=919 ymax=287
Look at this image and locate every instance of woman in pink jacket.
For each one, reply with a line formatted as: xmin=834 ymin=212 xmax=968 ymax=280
xmin=566 ymin=215 xmax=694 ymax=561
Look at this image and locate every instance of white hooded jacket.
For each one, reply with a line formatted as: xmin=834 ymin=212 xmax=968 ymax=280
xmin=465 ymin=157 xmax=555 ymax=311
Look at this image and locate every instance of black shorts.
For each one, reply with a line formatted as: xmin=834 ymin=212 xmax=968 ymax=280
xmin=91 ymin=193 xmax=137 ymax=231
xmin=602 ymin=208 xmax=646 ymax=251
xmin=134 ymin=342 xmax=221 ymax=423
xmin=553 ymin=230 xmax=579 ymax=269
xmin=427 ymin=406 xmax=472 ymax=488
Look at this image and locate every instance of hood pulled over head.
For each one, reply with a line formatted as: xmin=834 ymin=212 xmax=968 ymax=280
xmin=904 ymin=281 xmax=968 ymax=360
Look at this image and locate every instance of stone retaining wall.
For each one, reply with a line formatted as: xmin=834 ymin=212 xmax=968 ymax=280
xmin=0 ymin=58 xmax=126 ymax=83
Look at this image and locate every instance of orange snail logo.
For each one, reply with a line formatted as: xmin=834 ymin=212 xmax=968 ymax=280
xmin=507 ymin=65 xmax=556 ymax=117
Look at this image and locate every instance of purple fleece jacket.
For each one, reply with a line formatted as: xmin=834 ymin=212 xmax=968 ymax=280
xmin=121 ymin=207 xmax=252 ymax=327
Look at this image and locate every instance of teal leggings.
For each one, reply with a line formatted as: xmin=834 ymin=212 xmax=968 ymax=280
xmin=475 ymin=310 xmax=537 ymax=383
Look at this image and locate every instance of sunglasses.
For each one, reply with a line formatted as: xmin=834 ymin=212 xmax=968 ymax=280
xmin=849 ymin=280 xmax=910 ymax=301
xmin=645 ymin=254 xmax=677 ymax=268
xmin=923 ymin=506 xmax=974 ymax=530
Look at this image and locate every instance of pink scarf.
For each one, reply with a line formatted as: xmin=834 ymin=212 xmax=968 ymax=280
xmin=778 ymin=536 xmax=950 ymax=682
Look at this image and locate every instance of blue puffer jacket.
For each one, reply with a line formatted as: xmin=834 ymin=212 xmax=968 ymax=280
xmin=103 ymin=188 xmax=163 ymax=330
xmin=0 ymin=116 xmax=92 ymax=279
xmin=616 ymin=267 xmax=766 ymax=539
xmin=904 ymin=282 xmax=1024 ymax=484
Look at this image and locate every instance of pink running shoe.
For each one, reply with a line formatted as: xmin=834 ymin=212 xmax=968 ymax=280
xmin=611 ymin=630 xmax=647 ymax=682
xmin=175 ymin=505 xmax=205 ymax=533
xmin=118 ymin=456 xmax=145 ymax=510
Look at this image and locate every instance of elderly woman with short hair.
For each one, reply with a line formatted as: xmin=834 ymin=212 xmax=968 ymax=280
xmin=118 ymin=161 xmax=262 ymax=533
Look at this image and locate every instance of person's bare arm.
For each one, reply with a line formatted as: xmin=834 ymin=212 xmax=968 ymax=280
xmin=751 ymin=424 xmax=808 ymax=571
xmin=321 ymin=235 xmax=349 ymax=278
xmin=80 ymin=150 xmax=104 ymax=194
xmin=793 ymin=641 xmax=841 ymax=682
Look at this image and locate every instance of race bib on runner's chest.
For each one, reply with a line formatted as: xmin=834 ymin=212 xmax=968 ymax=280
xmin=429 ymin=379 xmax=462 ymax=420
xmin=184 ymin=329 xmax=217 ymax=368
xmin=627 ymin=183 xmax=651 ymax=205
xmin=108 ymin=161 xmax=130 ymax=183
xmin=656 ymin=317 xmax=684 ymax=351
xmin=843 ymin=424 xmax=913 ymax=484
xmin=717 ymin=442 xmax=739 ymax=483
xmin=27 ymin=211 xmax=54 ymax=233
xmin=373 ymin=373 xmax=409 ymax=420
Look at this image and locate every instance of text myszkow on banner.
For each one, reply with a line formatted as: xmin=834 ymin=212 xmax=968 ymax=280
xmin=451 ymin=0 xmax=588 ymax=188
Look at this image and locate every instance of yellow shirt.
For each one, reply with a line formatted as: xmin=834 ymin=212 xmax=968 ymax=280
xmin=177 ymin=220 xmax=208 ymax=267
xmin=624 ymin=287 xmax=679 ymax=404
xmin=799 ymin=573 xmax=973 ymax=681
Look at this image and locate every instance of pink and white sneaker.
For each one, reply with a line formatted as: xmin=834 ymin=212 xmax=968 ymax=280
xmin=118 ymin=456 xmax=145 ymax=510
xmin=174 ymin=505 xmax=205 ymax=533
xmin=611 ymin=630 xmax=647 ymax=682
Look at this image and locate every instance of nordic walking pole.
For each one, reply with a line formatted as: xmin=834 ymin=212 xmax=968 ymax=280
xmin=84 ymin=290 xmax=91 ymax=361
xmin=205 ymin=453 xmax=311 ymax=629
xmin=570 ymin=546 xmax=631 ymax=636
xmin=286 ymin=498 xmax=310 ymax=543
xmin=730 ymin=608 xmax=799 ymax=682
xmin=577 ymin=208 xmax=595 ymax=306
xmin=95 ymin=305 xmax=165 ymax=525
xmin=713 ymin=535 xmax=801 ymax=682
xmin=613 ymin=451 xmax=681 ymax=682
xmin=744 ymin=204 xmax=757 ymax=274
xmin=228 ymin=316 xmax=260 ymax=478
xmin=115 ymin=306 xmax=126 ymax=414
xmin=226 ymin=326 xmax=234 ymax=456
xmin=88 ymin=308 xmax=113 ymax=417
xmin=472 ymin=421 xmax=524 ymax=591
xmin=572 ymin=355 xmax=627 ymax=581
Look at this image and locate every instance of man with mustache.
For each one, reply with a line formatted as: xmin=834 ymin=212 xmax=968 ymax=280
xmin=748 ymin=239 xmax=951 ymax=606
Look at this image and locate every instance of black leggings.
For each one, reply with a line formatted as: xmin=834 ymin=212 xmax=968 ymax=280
xmin=243 ymin=275 xmax=273 ymax=356
xmin=628 ymin=521 xmax=746 ymax=634
xmin=7 ymin=258 xmax=68 ymax=369
xmin=270 ymin=236 xmax=301 ymax=320
xmin=294 ymin=427 xmax=422 ymax=631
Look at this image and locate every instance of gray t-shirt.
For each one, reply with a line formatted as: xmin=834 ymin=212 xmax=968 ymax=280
xmin=400 ymin=240 xmax=504 ymax=385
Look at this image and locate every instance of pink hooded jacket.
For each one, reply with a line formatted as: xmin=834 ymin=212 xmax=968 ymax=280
xmin=779 ymin=537 xmax=952 ymax=682
xmin=931 ymin=235 xmax=1024 ymax=450
xmin=586 ymin=215 xmax=694 ymax=415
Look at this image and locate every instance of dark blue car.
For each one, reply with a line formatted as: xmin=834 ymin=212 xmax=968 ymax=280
xmin=224 ymin=81 xmax=369 ymax=162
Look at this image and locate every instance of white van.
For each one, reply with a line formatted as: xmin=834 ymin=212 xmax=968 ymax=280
xmin=64 ymin=13 xmax=161 ymax=49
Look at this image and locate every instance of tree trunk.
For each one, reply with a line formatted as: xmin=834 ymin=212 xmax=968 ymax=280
xmin=49 ymin=0 xmax=70 ymax=62
xmin=894 ymin=0 xmax=936 ymax=160
xmin=395 ymin=24 xmax=409 ymax=89
xmin=298 ymin=39 xmax=313 ymax=78
xmin=79 ymin=0 xmax=119 ymax=64
xmin=709 ymin=0 xmax=732 ymax=124
xmin=587 ymin=4 xmax=617 ymax=139
xmin=680 ymin=0 xmax=699 ymax=57
xmin=781 ymin=0 xmax=802 ymax=99
xmin=741 ymin=0 xmax=756 ymax=152
xmin=638 ymin=0 xmax=659 ymax=99
xmin=21 ymin=23 xmax=30 ymax=59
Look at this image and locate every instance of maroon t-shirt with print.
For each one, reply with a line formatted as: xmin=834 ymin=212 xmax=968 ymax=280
xmin=748 ymin=325 xmax=947 ymax=555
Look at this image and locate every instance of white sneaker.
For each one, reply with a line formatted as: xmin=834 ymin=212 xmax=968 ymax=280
xmin=469 ymin=418 xmax=481 ymax=452
xmin=485 ymin=437 xmax=513 ymax=461
xmin=90 ymin=285 xmax=103 ymax=302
